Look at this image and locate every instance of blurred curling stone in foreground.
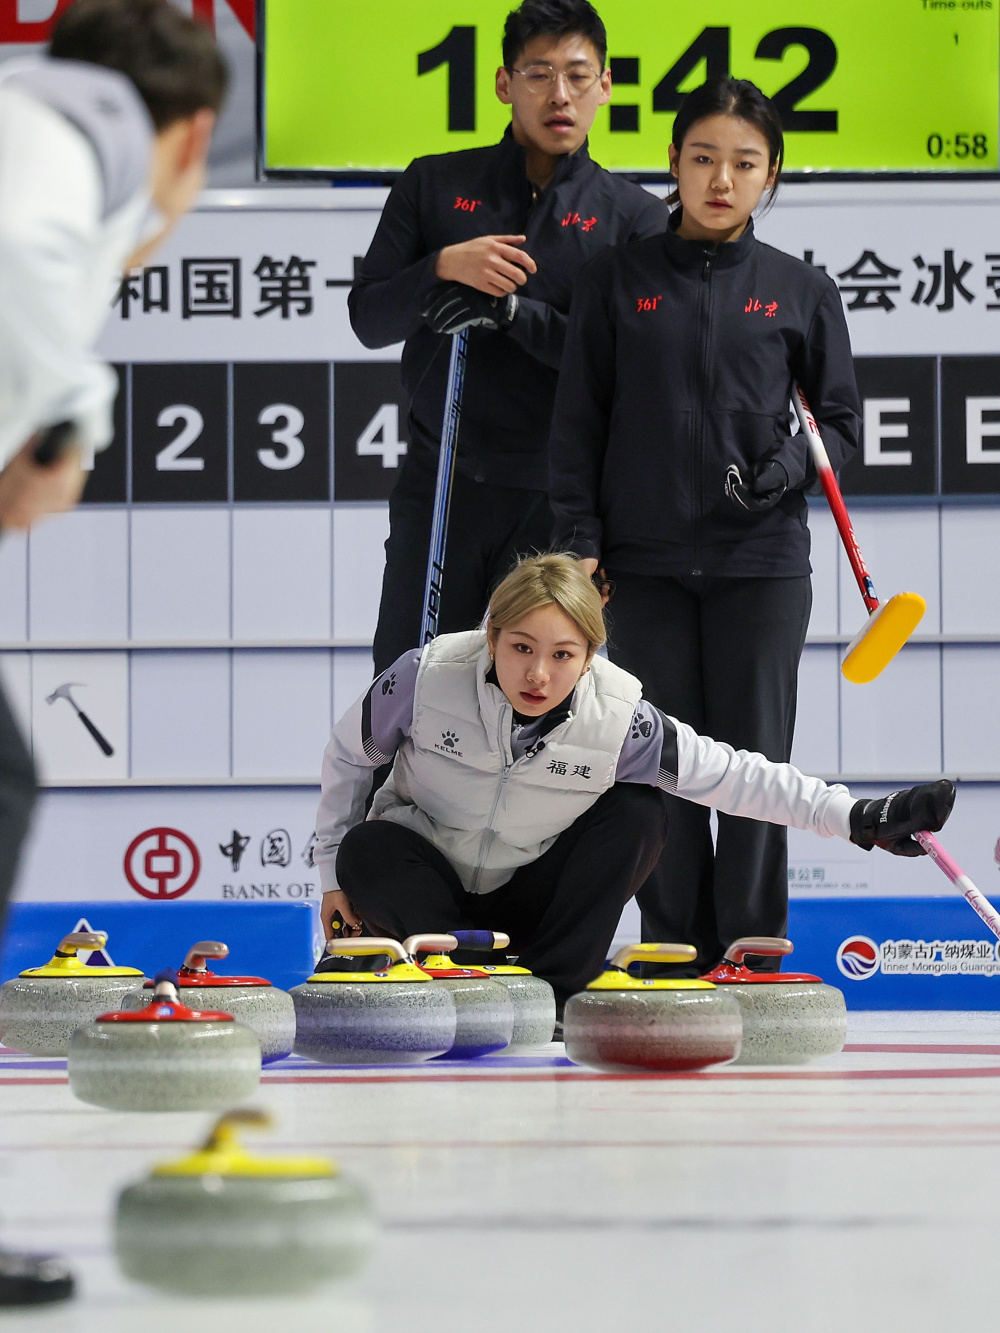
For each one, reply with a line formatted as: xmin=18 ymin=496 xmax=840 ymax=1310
xmin=116 ymin=1109 xmax=374 ymax=1295
xmin=0 ymin=1251 xmax=74 ymax=1307
xmin=450 ymin=929 xmax=556 ymax=1051
xmin=121 ymin=940 xmax=295 ymax=1062
xmin=68 ymin=972 xmax=261 ymax=1110
xmin=564 ymin=943 xmax=743 ymax=1072
xmin=291 ymin=937 xmax=457 ymax=1064
xmin=0 ymin=931 xmax=146 ymax=1055
xmin=702 ymin=937 xmax=847 ymax=1065
xmin=408 ymin=933 xmax=514 ymax=1057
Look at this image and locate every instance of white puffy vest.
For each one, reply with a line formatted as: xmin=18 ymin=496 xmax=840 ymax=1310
xmin=370 ymin=630 xmax=643 ymax=893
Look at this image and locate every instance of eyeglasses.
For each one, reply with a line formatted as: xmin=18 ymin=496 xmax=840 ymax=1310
xmin=509 ymin=63 xmax=602 ymax=97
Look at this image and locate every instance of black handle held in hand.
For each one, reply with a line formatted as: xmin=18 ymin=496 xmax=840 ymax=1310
xmin=849 ymin=779 xmax=956 ymax=857
xmin=33 ymin=421 xmax=76 ymax=467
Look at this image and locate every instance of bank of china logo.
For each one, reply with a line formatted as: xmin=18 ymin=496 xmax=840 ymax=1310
xmin=836 ymin=936 xmax=880 ymax=980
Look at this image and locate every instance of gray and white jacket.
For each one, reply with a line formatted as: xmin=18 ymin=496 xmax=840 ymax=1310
xmin=315 ymin=630 xmax=856 ymax=897
xmin=0 ymin=57 xmax=154 ymax=466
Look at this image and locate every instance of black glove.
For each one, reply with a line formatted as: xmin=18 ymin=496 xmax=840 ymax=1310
xmin=725 ymin=458 xmax=788 ymax=512
xmin=421 ymin=283 xmax=518 ymax=335
xmin=849 ymin=779 xmax=956 ymax=857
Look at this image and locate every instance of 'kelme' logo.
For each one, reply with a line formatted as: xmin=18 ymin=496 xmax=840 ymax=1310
xmin=434 ymin=730 xmax=463 ymax=757
xmin=836 ymin=936 xmax=880 ymax=980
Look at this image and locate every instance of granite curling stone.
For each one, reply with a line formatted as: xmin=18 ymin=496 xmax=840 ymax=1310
xmin=702 ymin=936 xmax=847 ymax=1065
xmin=407 ymin=933 xmax=515 ymax=1058
xmin=0 ymin=931 xmax=146 ymax=1056
xmin=451 ymin=930 xmax=556 ymax=1051
xmin=291 ymin=938 xmax=457 ymax=1065
xmin=121 ymin=940 xmax=295 ymax=1063
xmin=564 ymin=943 xmax=743 ymax=1073
xmin=115 ymin=1108 xmax=375 ymax=1296
xmin=68 ymin=973 xmax=261 ymax=1111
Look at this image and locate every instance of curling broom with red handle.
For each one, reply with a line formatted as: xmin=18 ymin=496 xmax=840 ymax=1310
xmin=792 ymin=384 xmax=926 ymax=684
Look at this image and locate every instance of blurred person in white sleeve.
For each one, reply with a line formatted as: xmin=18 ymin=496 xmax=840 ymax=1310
xmin=0 ymin=0 xmax=226 ymax=1308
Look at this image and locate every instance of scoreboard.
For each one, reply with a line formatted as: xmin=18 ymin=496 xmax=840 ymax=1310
xmin=261 ymin=0 xmax=1000 ymax=176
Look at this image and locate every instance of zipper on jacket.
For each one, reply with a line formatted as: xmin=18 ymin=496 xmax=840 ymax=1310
xmin=692 ymin=250 xmax=715 ymax=575
xmin=469 ymin=702 xmax=513 ymax=893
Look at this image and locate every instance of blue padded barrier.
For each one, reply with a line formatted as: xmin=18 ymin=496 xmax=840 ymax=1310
xmin=788 ymin=896 xmax=1000 ymax=1009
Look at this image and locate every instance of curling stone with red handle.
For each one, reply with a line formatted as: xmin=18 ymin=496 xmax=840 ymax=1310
xmin=115 ymin=1109 xmax=374 ymax=1295
xmin=564 ymin=943 xmax=743 ymax=1072
xmin=0 ymin=932 xmax=146 ymax=1056
xmin=703 ymin=937 xmax=847 ymax=1065
xmin=291 ymin=938 xmax=457 ymax=1065
xmin=121 ymin=940 xmax=294 ymax=1062
xmin=450 ymin=930 xmax=556 ymax=1050
xmin=68 ymin=973 xmax=261 ymax=1111
xmin=407 ymin=934 xmax=514 ymax=1058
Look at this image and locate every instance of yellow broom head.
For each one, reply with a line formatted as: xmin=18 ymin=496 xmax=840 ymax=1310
xmin=841 ymin=593 xmax=926 ymax=684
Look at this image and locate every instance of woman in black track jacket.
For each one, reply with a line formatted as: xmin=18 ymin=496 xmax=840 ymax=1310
xmin=549 ymin=77 xmax=862 ymax=975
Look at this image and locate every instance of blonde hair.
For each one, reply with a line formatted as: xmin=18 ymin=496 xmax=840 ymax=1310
xmin=487 ymin=553 xmax=606 ymax=650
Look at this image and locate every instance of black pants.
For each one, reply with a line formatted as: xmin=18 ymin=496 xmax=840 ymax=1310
xmin=372 ymin=447 xmax=554 ymax=675
xmin=336 ymin=783 xmax=670 ymax=1004
xmin=0 ymin=681 xmax=36 ymax=939
xmin=605 ymin=571 xmax=811 ymax=973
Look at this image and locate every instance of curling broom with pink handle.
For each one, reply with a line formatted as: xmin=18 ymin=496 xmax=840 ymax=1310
xmin=914 ymin=831 xmax=1000 ymax=941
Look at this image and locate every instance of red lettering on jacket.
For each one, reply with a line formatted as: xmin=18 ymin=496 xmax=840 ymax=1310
xmin=561 ymin=213 xmax=597 ymax=230
xmin=636 ymin=296 xmax=662 ymax=312
xmin=454 ymin=197 xmax=483 ymax=212
xmin=744 ymin=297 xmax=779 ymax=317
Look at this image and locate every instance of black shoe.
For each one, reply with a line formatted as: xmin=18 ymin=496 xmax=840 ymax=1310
xmin=0 ymin=1252 xmax=74 ymax=1307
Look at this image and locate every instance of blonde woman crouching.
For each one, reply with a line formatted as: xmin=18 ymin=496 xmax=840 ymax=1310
xmin=315 ymin=553 xmax=954 ymax=1010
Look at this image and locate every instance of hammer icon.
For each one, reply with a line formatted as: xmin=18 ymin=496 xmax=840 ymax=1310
xmin=45 ymin=683 xmax=114 ymax=756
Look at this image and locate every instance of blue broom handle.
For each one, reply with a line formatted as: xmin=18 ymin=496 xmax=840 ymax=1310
xmin=420 ymin=328 xmax=469 ymax=644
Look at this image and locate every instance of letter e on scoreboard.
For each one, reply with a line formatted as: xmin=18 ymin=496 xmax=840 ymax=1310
xmin=941 ymin=357 xmax=1000 ymax=495
xmin=842 ymin=357 xmax=934 ymax=496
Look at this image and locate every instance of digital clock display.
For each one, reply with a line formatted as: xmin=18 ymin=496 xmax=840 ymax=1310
xmin=261 ymin=0 xmax=1000 ymax=175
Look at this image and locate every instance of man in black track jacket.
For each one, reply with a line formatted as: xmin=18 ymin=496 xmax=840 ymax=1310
xmin=349 ymin=0 xmax=665 ymax=674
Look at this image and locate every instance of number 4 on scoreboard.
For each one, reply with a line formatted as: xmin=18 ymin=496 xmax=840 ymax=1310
xmin=356 ymin=403 xmax=407 ymax=469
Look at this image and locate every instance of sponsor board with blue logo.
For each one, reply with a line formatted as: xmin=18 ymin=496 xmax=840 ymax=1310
xmin=787 ymin=897 xmax=1000 ymax=1009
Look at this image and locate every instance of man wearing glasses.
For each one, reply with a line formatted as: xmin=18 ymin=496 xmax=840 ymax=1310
xmin=350 ymin=0 xmax=665 ymax=675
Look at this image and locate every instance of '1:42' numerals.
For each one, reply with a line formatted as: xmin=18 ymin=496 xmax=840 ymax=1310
xmin=416 ymin=24 xmax=837 ymax=134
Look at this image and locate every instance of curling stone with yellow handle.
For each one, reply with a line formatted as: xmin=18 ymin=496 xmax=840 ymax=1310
xmin=291 ymin=938 xmax=456 ymax=1064
xmin=451 ymin=930 xmax=556 ymax=1050
xmin=121 ymin=940 xmax=295 ymax=1062
xmin=564 ymin=943 xmax=743 ymax=1072
xmin=115 ymin=1109 xmax=375 ymax=1295
xmin=407 ymin=933 xmax=514 ymax=1058
xmin=0 ymin=932 xmax=146 ymax=1056
xmin=703 ymin=937 xmax=847 ymax=1065
xmin=68 ymin=974 xmax=261 ymax=1111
